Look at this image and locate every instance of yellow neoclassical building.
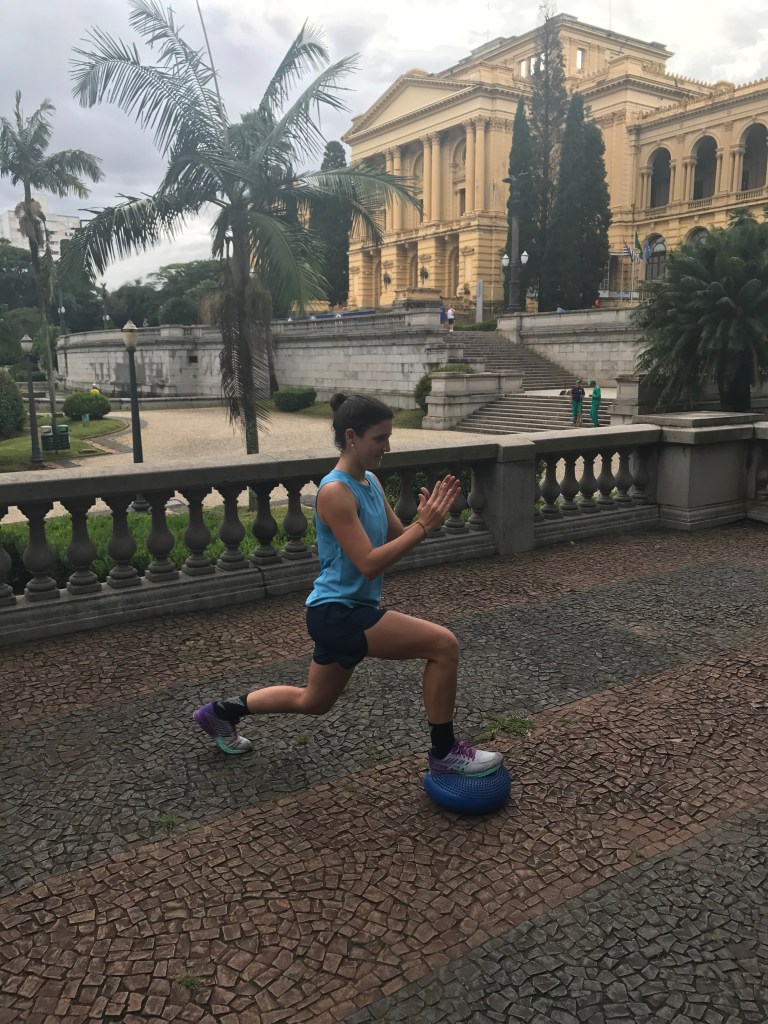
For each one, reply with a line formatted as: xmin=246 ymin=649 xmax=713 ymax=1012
xmin=343 ymin=13 xmax=768 ymax=309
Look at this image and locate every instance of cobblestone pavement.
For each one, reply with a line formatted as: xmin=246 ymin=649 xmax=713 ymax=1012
xmin=1 ymin=524 xmax=767 ymax=1023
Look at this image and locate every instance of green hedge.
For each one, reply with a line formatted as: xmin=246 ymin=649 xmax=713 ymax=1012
xmin=1 ymin=506 xmax=316 ymax=594
xmin=274 ymin=387 xmax=317 ymax=412
xmin=414 ymin=363 xmax=475 ymax=412
xmin=62 ymin=391 xmax=112 ymax=420
xmin=454 ymin=319 xmax=498 ymax=332
xmin=0 ymin=369 xmax=24 ymax=439
xmin=11 ymin=367 xmax=48 ymax=382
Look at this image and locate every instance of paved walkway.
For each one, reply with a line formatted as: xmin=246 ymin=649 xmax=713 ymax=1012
xmin=1 ymin=524 xmax=767 ymax=1023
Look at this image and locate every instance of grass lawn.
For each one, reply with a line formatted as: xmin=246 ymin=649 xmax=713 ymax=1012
xmin=0 ymin=415 xmax=128 ymax=473
xmin=280 ymin=401 xmax=425 ymax=430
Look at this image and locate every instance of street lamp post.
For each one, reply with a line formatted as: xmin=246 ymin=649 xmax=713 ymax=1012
xmin=121 ymin=320 xmax=150 ymax=513
xmin=20 ymin=334 xmax=43 ymax=468
xmin=501 ymin=250 xmax=529 ymax=314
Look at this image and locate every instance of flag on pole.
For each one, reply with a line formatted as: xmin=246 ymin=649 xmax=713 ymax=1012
xmin=633 ymin=230 xmax=643 ymax=261
xmin=644 ymin=239 xmax=652 ymax=263
xmin=622 ymin=241 xmax=633 ymax=259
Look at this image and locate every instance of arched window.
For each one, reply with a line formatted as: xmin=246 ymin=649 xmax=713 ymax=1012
xmin=646 ymin=237 xmax=667 ymax=282
xmin=650 ymin=148 xmax=671 ymax=208
xmin=741 ymin=124 xmax=768 ymax=191
xmin=692 ymin=136 xmax=717 ymax=199
xmin=688 ymin=227 xmax=709 ymax=246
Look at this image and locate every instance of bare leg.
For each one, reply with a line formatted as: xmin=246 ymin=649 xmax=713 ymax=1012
xmin=363 ymin=610 xmax=459 ymax=722
xmin=245 ymin=660 xmax=353 ymax=716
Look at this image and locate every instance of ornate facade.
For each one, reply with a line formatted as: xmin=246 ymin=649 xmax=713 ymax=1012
xmin=343 ymin=13 xmax=768 ymax=308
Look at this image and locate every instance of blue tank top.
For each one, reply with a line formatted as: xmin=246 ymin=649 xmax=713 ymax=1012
xmin=306 ymin=469 xmax=388 ymax=608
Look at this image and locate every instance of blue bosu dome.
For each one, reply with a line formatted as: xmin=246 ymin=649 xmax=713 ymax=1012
xmin=423 ymin=765 xmax=511 ymax=814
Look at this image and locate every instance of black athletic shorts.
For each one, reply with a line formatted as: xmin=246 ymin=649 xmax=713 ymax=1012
xmin=306 ymin=602 xmax=387 ymax=669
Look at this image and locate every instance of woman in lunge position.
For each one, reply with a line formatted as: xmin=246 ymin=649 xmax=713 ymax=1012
xmin=194 ymin=393 xmax=502 ymax=777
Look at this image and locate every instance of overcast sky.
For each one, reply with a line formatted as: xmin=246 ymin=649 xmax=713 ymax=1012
xmin=1 ymin=0 xmax=766 ymax=288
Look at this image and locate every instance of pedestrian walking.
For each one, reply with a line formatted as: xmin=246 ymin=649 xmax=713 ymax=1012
xmin=193 ymin=393 xmax=503 ymax=779
xmin=446 ymin=306 xmax=455 ymax=331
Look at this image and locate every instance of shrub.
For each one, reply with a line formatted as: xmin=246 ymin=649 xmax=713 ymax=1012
xmin=0 ymin=369 xmax=24 ymax=438
xmin=273 ymin=387 xmax=317 ymax=412
xmin=62 ymin=391 xmax=112 ymax=421
xmin=11 ymin=366 xmax=47 ymax=382
xmin=413 ymin=363 xmax=475 ymax=411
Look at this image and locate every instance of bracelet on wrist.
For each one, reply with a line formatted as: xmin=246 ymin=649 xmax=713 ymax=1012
xmin=415 ymin=521 xmax=428 ymax=539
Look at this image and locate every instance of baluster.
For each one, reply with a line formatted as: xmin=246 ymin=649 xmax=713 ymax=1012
xmin=534 ymin=466 xmax=542 ymax=518
xmin=560 ymin=454 xmax=580 ymax=514
xmin=250 ymin=482 xmax=281 ymax=566
xmin=630 ymin=447 xmax=650 ymax=505
xmin=614 ymin=450 xmax=634 ymax=506
xmin=445 ymin=467 xmax=468 ymax=533
xmin=395 ymin=470 xmax=418 ymax=526
xmin=62 ymin=498 xmax=100 ymax=595
xmin=578 ymin=452 xmax=599 ymax=512
xmin=144 ymin=491 xmax=179 ymax=582
xmin=0 ymin=505 xmax=16 ymax=607
xmin=216 ymin=484 xmax=247 ymax=571
xmin=755 ymin=441 xmax=768 ymax=501
xmin=540 ymin=455 xmax=562 ymax=516
xmin=104 ymin=494 xmax=140 ymax=588
xmin=282 ymin=481 xmax=311 ymax=560
xmin=181 ymin=487 xmax=214 ymax=576
xmin=467 ymin=466 xmax=487 ymax=531
xmin=596 ymin=450 xmax=617 ymax=508
xmin=17 ymin=501 xmax=59 ymax=601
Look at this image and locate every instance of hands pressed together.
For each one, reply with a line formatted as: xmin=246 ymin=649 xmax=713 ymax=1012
xmin=415 ymin=474 xmax=462 ymax=535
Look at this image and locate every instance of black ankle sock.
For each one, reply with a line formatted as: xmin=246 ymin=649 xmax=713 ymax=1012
xmin=429 ymin=720 xmax=456 ymax=759
xmin=213 ymin=694 xmax=251 ymax=724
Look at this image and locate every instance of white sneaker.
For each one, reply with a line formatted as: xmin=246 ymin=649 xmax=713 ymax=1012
xmin=428 ymin=740 xmax=503 ymax=777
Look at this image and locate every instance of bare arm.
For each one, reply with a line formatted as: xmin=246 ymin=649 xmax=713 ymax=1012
xmin=317 ymin=476 xmax=461 ymax=580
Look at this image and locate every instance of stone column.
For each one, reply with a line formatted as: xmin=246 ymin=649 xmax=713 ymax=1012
xmin=731 ymin=145 xmax=745 ymax=193
xmin=669 ymin=161 xmax=678 ymax=202
xmin=683 ymin=158 xmax=696 ymax=201
xmin=465 ymin=122 xmax=476 ymax=212
xmin=431 ymin=132 xmax=442 ymax=224
xmin=422 ymin=136 xmax=433 ymax=222
xmin=474 ymin=118 xmax=487 ymax=212
xmin=392 ymin=146 xmax=402 ymax=231
xmin=715 ymin=148 xmax=725 ymax=194
xmin=640 ymin=169 xmax=651 ymax=210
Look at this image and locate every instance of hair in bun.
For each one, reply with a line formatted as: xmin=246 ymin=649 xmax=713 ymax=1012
xmin=330 ymin=393 xmax=394 ymax=451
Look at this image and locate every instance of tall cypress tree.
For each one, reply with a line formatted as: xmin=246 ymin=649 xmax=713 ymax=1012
xmin=505 ymin=98 xmax=535 ymax=307
xmin=543 ymin=94 xmax=611 ymax=310
xmin=528 ymin=2 xmax=568 ymax=310
xmin=312 ymin=141 xmax=352 ymax=307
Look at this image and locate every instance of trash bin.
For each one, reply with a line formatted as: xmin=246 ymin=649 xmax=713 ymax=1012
xmin=41 ymin=425 xmax=54 ymax=452
xmin=81 ymin=413 xmax=90 ymax=425
xmin=57 ymin=423 xmax=71 ymax=450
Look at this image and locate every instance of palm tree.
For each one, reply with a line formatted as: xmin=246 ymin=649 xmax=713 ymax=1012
xmin=0 ymin=92 xmax=103 ymax=449
xmin=68 ymin=0 xmax=415 ymax=453
xmin=635 ymin=213 xmax=768 ymax=412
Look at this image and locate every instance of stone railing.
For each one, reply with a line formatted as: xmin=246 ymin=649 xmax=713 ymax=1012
xmin=423 ymin=371 xmax=523 ymax=430
xmin=272 ymin=308 xmax=441 ymax=335
xmin=1 ymin=416 xmax=766 ymax=647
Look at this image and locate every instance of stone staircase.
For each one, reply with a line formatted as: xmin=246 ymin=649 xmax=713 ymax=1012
xmin=455 ymin=393 xmax=612 ymax=434
xmin=452 ymin=331 xmax=575 ymax=390
xmin=451 ymin=330 xmax=611 ymax=433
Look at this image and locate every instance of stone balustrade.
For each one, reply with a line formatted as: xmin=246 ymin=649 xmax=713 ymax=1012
xmin=424 ymin=371 xmax=523 ymax=430
xmin=1 ymin=416 xmax=766 ymax=647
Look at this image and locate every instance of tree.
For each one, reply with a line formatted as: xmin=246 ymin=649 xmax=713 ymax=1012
xmin=504 ymin=99 xmax=535 ymax=307
xmin=0 ymin=307 xmax=44 ymax=365
xmin=541 ymin=94 xmax=611 ymax=310
xmin=0 ymin=91 xmax=103 ymax=449
xmin=311 ymin=141 xmax=352 ymax=307
xmin=149 ymin=259 xmax=220 ymax=323
xmin=635 ymin=213 xmax=768 ymax=412
xmin=68 ymin=1 xmax=414 ymax=454
xmin=106 ymin=278 xmax=161 ymax=328
xmin=0 ymin=239 xmax=37 ymax=309
xmin=528 ymin=3 xmax=568 ymax=310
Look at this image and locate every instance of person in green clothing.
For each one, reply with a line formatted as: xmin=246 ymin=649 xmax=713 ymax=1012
xmin=588 ymin=379 xmax=602 ymax=427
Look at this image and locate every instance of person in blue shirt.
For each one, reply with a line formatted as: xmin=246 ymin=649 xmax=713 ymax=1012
xmin=194 ymin=392 xmax=502 ymax=778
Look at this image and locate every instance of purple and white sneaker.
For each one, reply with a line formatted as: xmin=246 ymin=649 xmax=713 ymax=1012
xmin=428 ymin=740 xmax=503 ymax=777
xmin=193 ymin=702 xmax=252 ymax=755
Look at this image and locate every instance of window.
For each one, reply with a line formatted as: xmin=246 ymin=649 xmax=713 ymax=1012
xmin=457 ymin=188 xmax=466 ymax=216
xmin=576 ymin=48 xmax=585 ymax=71
xmin=645 ymin=238 xmax=667 ymax=282
xmin=187 ymin=354 xmax=198 ymax=364
xmin=529 ymin=56 xmax=538 ymax=76
xmin=519 ymin=60 xmax=527 ymax=77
